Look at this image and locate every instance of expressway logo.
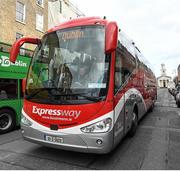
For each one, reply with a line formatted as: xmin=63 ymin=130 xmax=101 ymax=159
xmin=32 ymin=106 xmax=81 ymax=119
xmin=0 ymin=56 xmax=27 ymax=67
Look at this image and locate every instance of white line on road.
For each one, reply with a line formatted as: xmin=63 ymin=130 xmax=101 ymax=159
xmin=140 ymin=125 xmax=180 ymax=133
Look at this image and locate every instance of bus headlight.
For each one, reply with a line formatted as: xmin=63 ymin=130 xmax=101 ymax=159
xmin=81 ymin=118 xmax=112 ymax=133
xmin=21 ymin=114 xmax=32 ymax=126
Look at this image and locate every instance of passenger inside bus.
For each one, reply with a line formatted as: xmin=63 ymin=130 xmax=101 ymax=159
xmin=75 ymin=54 xmax=106 ymax=88
xmin=89 ymin=56 xmax=106 ymax=83
xmin=56 ymin=64 xmax=72 ymax=90
xmin=0 ymin=90 xmax=8 ymax=99
xmin=74 ymin=54 xmax=92 ymax=87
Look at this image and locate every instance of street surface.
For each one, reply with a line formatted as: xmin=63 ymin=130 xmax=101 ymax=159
xmin=0 ymin=88 xmax=180 ymax=170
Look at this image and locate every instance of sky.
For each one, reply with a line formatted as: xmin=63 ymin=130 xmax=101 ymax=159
xmin=71 ymin=0 xmax=180 ymax=78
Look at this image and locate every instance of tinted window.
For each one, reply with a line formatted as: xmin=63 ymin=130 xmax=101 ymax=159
xmin=25 ymin=26 xmax=109 ymax=104
xmin=20 ymin=79 xmax=24 ymax=98
xmin=115 ymin=46 xmax=136 ymax=94
xmin=0 ymin=79 xmax=18 ymax=100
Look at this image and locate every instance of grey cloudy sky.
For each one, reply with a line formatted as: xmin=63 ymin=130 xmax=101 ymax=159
xmin=72 ymin=0 xmax=180 ymax=77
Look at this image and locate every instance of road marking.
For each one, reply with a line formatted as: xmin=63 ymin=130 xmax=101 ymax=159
xmin=155 ymin=105 xmax=177 ymax=108
xmin=140 ymin=125 xmax=180 ymax=133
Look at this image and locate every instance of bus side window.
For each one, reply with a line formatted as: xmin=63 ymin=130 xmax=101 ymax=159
xmin=0 ymin=79 xmax=18 ymax=100
xmin=114 ymin=50 xmax=123 ymax=94
xmin=114 ymin=47 xmax=136 ymax=94
xmin=0 ymin=90 xmax=8 ymax=99
xmin=20 ymin=79 xmax=24 ymax=98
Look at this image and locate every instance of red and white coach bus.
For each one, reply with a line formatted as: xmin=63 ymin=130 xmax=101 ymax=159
xmin=10 ymin=17 xmax=157 ymax=153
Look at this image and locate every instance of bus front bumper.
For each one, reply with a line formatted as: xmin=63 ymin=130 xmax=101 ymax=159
xmin=21 ymin=125 xmax=114 ymax=154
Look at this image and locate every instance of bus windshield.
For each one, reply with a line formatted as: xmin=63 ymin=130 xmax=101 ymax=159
xmin=25 ymin=26 xmax=110 ymax=104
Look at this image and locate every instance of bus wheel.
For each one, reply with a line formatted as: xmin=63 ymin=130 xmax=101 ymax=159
xmin=177 ymin=102 xmax=180 ymax=108
xmin=128 ymin=111 xmax=138 ymax=137
xmin=0 ymin=109 xmax=16 ymax=134
xmin=149 ymin=103 xmax=155 ymax=112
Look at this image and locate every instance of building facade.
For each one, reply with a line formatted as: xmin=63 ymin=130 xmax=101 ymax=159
xmin=157 ymin=64 xmax=172 ymax=88
xmin=48 ymin=0 xmax=85 ymax=29
xmin=0 ymin=0 xmax=48 ymax=49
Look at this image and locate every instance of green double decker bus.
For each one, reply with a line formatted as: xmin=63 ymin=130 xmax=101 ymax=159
xmin=0 ymin=42 xmax=32 ymax=134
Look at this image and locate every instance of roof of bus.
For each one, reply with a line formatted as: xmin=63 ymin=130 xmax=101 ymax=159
xmin=47 ymin=16 xmax=109 ymax=33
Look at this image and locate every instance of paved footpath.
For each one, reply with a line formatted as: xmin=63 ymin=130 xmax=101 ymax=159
xmin=0 ymin=88 xmax=180 ymax=169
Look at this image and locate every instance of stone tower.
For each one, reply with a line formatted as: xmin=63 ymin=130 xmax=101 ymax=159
xmin=157 ymin=64 xmax=171 ymax=88
xmin=161 ymin=64 xmax=166 ymax=76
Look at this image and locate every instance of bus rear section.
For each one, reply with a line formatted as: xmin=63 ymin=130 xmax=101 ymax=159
xmin=10 ymin=17 xmax=157 ymax=153
xmin=0 ymin=42 xmax=32 ymax=134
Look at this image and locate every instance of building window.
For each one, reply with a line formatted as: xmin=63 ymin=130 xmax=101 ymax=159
xmin=36 ymin=14 xmax=44 ymax=31
xmin=16 ymin=32 xmax=25 ymax=55
xmin=36 ymin=0 xmax=44 ymax=7
xmin=16 ymin=32 xmax=23 ymax=40
xmin=16 ymin=1 xmax=25 ymax=23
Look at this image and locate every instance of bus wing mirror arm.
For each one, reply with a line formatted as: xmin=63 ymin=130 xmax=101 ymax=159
xmin=10 ymin=37 xmax=41 ymax=63
xmin=105 ymin=22 xmax=118 ymax=53
xmin=22 ymin=78 xmax=27 ymax=94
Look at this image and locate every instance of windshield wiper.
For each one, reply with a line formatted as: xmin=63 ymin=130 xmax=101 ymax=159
xmin=78 ymin=95 xmax=105 ymax=102
xmin=52 ymin=93 xmax=105 ymax=102
xmin=26 ymin=89 xmax=72 ymax=104
xmin=26 ymin=89 xmax=48 ymax=99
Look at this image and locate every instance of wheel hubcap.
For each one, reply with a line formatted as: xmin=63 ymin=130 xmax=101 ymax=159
xmin=132 ymin=112 xmax=136 ymax=121
xmin=132 ymin=112 xmax=137 ymax=126
xmin=0 ymin=113 xmax=12 ymax=130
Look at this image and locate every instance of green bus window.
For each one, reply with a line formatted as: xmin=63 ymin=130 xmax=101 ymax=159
xmin=0 ymin=79 xmax=18 ymax=100
xmin=20 ymin=79 xmax=24 ymax=98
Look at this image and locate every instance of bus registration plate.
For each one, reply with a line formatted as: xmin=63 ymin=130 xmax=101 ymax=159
xmin=44 ymin=135 xmax=63 ymax=143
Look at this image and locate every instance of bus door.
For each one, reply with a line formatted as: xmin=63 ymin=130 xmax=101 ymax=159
xmin=114 ymin=48 xmax=137 ymax=141
xmin=124 ymin=87 xmax=135 ymax=133
xmin=114 ymin=90 xmax=125 ymax=145
xmin=122 ymin=49 xmax=136 ymax=134
xmin=113 ymin=50 xmax=126 ymax=145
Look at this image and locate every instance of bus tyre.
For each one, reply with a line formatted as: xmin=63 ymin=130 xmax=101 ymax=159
xmin=177 ymin=102 xmax=180 ymax=108
xmin=149 ymin=103 xmax=154 ymax=112
xmin=128 ymin=112 xmax=138 ymax=137
xmin=0 ymin=109 xmax=16 ymax=134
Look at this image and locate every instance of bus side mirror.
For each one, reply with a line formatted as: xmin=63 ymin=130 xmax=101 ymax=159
xmin=105 ymin=22 xmax=118 ymax=53
xmin=10 ymin=37 xmax=41 ymax=63
xmin=22 ymin=78 xmax=27 ymax=94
